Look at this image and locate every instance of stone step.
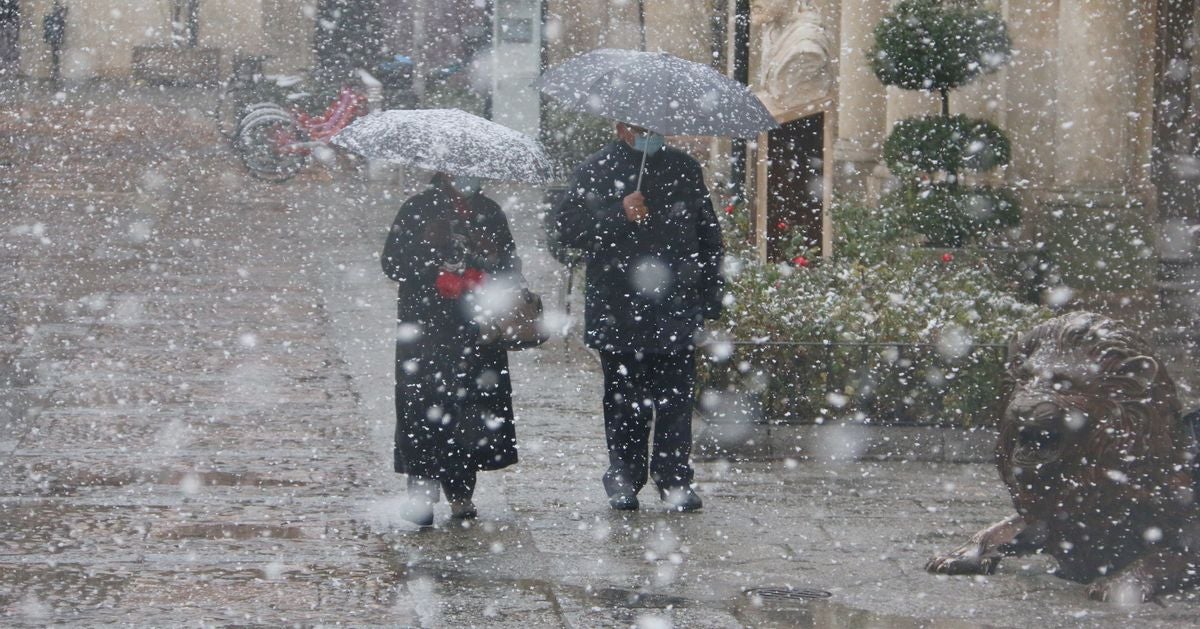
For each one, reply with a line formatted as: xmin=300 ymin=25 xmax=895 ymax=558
xmin=1158 ymin=261 xmax=1200 ymax=284
xmin=1156 ymin=231 xmax=1200 ymax=331
xmin=1157 ymin=284 xmax=1195 ymax=309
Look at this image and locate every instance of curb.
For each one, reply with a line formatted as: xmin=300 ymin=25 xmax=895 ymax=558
xmin=694 ymin=419 xmax=996 ymax=463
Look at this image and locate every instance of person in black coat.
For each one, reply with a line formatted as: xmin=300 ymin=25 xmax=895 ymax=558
xmin=382 ymin=173 xmax=520 ymax=526
xmin=42 ymin=1 xmax=68 ymax=86
xmin=554 ymin=123 xmax=724 ymax=511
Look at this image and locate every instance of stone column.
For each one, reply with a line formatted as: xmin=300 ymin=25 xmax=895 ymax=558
xmin=832 ymin=0 xmax=889 ymax=202
xmin=1054 ymin=1 xmax=1141 ymax=187
xmin=1035 ymin=0 xmax=1158 ymax=314
xmin=1004 ymin=0 xmax=1057 ymax=193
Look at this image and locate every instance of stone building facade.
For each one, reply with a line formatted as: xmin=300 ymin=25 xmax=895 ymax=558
xmin=631 ymin=0 xmax=1198 ymax=321
xmin=3 ymin=1 xmax=1197 ymax=320
xmin=6 ymin=1 xmax=314 ymax=80
xmin=547 ymin=0 xmax=1200 ymax=343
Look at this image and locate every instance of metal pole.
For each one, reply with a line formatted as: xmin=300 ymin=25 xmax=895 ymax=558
xmin=636 ymin=145 xmax=648 ymax=191
xmin=412 ymin=0 xmax=426 ymax=104
xmin=730 ymin=0 xmax=750 ymax=200
xmin=637 ymin=0 xmax=646 ymax=52
xmin=187 ymin=0 xmax=200 ymax=48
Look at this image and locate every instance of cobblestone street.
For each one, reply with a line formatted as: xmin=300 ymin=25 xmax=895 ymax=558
xmin=1 ymin=85 xmax=1198 ymax=627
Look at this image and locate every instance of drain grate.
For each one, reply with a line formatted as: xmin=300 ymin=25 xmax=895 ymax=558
xmin=745 ymin=587 xmax=832 ymax=601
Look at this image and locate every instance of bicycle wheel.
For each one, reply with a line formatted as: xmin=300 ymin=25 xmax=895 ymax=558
xmin=235 ymin=114 xmax=306 ymax=183
xmin=216 ymin=83 xmax=273 ymax=140
xmin=217 ymin=84 xmax=288 ymax=139
xmin=237 ymin=103 xmax=291 ymax=135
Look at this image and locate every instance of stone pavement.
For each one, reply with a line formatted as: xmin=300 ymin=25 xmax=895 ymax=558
xmin=1 ymin=84 xmax=1198 ymax=627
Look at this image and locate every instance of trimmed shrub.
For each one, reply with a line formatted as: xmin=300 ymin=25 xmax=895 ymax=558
xmin=872 ymin=1 xmax=1018 ymax=247
xmin=870 ymin=0 xmax=1012 ymax=93
xmin=882 ymin=183 xmax=1022 ymax=248
xmin=883 ymin=115 xmax=1011 ymax=175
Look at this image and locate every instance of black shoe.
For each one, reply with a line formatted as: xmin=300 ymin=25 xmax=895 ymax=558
xmin=449 ymin=499 xmax=478 ymax=520
xmin=660 ymin=486 xmax=702 ymax=512
xmin=399 ymin=499 xmax=435 ymax=527
xmin=608 ymin=489 xmax=640 ymax=511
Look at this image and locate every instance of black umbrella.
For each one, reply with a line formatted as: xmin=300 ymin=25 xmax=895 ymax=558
xmin=533 ymin=48 xmax=779 ymax=187
xmin=534 ymin=48 xmax=778 ymax=138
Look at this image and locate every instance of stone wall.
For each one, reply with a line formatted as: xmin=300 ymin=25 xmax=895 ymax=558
xmin=17 ymin=0 xmax=311 ymax=80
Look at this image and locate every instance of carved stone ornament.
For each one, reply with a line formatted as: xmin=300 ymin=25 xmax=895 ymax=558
xmin=752 ymin=0 xmax=833 ymax=108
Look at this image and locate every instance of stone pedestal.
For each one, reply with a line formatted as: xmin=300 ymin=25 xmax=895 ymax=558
xmin=1027 ymin=191 xmax=1158 ymax=319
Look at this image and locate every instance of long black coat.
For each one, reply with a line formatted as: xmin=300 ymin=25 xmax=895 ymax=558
xmin=381 ymin=185 xmax=519 ymax=478
xmin=554 ymin=141 xmax=724 ymax=354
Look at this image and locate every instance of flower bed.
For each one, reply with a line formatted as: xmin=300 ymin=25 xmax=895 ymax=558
xmin=699 ymin=202 xmax=1051 ymax=427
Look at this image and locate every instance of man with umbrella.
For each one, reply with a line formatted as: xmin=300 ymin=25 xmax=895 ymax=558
xmin=542 ymin=48 xmax=778 ymax=512
xmin=553 ymin=123 xmax=724 ymax=512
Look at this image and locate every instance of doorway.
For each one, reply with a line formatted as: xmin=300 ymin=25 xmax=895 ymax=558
xmin=1152 ymin=0 xmax=1200 ymax=221
xmin=0 ymin=0 xmax=18 ymax=79
xmin=765 ymin=112 xmax=824 ymax=261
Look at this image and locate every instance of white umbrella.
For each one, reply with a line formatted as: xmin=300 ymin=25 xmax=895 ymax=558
xmin=331 ymin=108 xmax=554 ymax=183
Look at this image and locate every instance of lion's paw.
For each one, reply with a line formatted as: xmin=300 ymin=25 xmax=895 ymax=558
xmin=1087 ymin=576 xmax=1154 ymax=604
xmin=925 ymin=547 xmax=1001 ymax=575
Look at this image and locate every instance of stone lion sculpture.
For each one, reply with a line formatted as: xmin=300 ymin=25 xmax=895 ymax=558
xmin=926 ymin=311 xmax=1200 ymax=602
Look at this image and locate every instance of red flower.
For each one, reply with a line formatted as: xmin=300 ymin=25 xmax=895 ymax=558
xmin=776 ymin=220 xmax=788 ymax=231
xmin=435 ymin=270 xmax=465 ymax=299
xmin=724 ymin=203 xmax=736 ymax=215
xmin=941 ymin=252 xmax=954 ymax=264
xmin=462 ymin=268 xmax=487 ymax=290
xmin=792 ymin=255 xmax=809 ymax=267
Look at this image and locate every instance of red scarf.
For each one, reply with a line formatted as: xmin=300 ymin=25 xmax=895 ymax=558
xmin=434 ymin=179 xmax=488 ymax=299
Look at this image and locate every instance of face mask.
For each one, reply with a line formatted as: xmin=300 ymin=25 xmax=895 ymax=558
xmin=633 ymin=132 xmax=665 ymax=156
xmin=452 ymin=175 xmax=483 ymax=196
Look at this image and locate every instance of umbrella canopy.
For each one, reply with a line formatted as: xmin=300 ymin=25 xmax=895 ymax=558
xmin=331 ymin=108 xmax=554 ymax=183
xmin=533 ymin=48 xmax=779 ymax=138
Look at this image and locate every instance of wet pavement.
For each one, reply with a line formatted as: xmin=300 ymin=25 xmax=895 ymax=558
xmin=2 ymin=84 xmax=1199 ymax=627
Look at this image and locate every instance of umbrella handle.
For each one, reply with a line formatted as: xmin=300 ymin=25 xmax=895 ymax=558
xmin=635 ymin=145 xmax=648 ymax=192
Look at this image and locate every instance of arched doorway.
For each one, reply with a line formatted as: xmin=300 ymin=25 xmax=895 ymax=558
xmin=765 ymin=112 xmax=824 ymax=261
xmin=1153 ymin=0 xmax=1200 ymax=222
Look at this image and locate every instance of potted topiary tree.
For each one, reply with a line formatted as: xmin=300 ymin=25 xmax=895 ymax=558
xmin=871 ymin=0 xmax=1018 ymax=249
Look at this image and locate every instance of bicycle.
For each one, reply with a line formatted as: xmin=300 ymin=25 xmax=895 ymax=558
xmin=233 ymin=83 xmax=368 ymax=182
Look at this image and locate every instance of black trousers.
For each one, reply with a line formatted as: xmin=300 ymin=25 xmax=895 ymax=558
xmin=599 ymin=350 xmax=696 ymax=495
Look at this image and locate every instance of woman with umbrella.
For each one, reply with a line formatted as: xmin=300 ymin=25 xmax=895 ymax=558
xmin=334 ymin=109 xmax=553 ymax=526
xmin=380 ymin=171 xmax=517 ymax=525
